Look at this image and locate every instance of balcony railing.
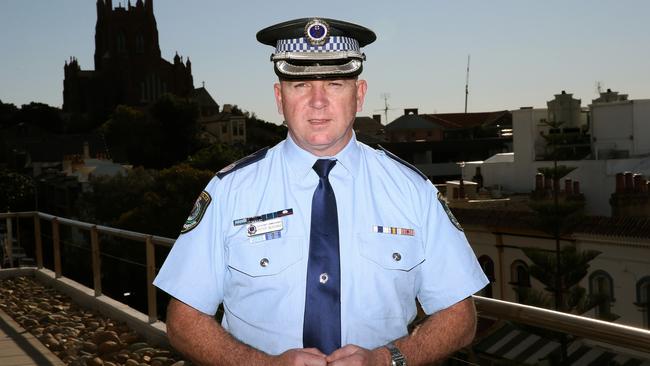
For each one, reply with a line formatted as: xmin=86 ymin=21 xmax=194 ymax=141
xmin=2 ymin=211 xmax=650 ymax=359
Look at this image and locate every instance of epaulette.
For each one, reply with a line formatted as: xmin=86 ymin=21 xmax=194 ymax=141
xmin=377 ymin=145 xmax=428 ymax=181
xmin=216 ymin=147 xmax=269 ymax=179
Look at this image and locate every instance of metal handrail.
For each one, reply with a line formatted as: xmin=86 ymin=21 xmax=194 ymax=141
xmin=2 ymin=211 xmax=176 ymax=322
xmin=473 ymin=296 xmax=650 ymax=354
xmin=3 ymin=211 xmax=650 ymax=354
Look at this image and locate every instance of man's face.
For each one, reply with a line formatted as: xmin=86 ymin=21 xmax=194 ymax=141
xmin=274 ymin=78 xmax=367 ymax=156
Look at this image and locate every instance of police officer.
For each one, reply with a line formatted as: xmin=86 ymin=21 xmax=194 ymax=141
xmin=154 ymin=17 xmax=488 ymax=366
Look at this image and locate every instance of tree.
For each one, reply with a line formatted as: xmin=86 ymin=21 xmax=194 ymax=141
xmin=18 ymin=102 xmax=65 ymax=133
xmin=187 ymin=143 xmax=245 ymax=172
xmin=76 ymin=167 xmax=155 ymax=226
xmin=102 ymin=95 xmax=200 ymax=168
xmin=149 ymin=94 xmax=200 ymax=167
xmin=102 ymin=105 xmax=155 ymax=166
xmin=523 ymin=118 xmax=600 ymax=363
xmin=0 ymin=100 xmax=19 ymax=128
xmin=0 ymin=170 xmax=35 ymax=212
xmin=517 ymin=246 xmax=602 ymax=314
xmin=246 ymin=115 xmax=288 ymax=149
xmin=116 ymin=164 xmax=213 ymax=237
xmin=76 ymin=164 xmax=212 ymax=238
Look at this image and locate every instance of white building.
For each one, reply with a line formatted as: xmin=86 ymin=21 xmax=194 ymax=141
xmin=454 ymin=90 xmax=650 ymax=330
xmin=463 ymin=90 xmax=650 ymax=216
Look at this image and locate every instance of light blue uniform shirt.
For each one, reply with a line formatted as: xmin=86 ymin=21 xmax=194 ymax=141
xmin=154 ymin=134 xmax=488 ymax=355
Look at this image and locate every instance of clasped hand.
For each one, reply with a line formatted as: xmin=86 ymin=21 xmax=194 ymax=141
xmin=276 ymin=344 xmax=386 ymax=366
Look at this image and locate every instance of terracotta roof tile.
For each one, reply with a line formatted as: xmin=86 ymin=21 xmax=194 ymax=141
xmin=453 ymin=207 xmax=650 ymax=239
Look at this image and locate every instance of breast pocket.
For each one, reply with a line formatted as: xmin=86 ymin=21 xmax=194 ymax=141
xmin=355 ymin=233 xmax=425 ymax=320
xmin=225 ymin=235 xmax=304 ymax=323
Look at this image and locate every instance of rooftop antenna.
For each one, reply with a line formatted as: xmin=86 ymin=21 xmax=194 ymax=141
xmin=374 ymin=93 xmax=396 ymax=124
xmin=595 ymin=81 xmax=603 ymax=95
xmin=464 ymin=54 xmax=470 ymax=114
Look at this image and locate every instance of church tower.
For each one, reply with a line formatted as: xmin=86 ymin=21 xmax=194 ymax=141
xmin=94 ymin=0 xmax=161 ymax=72
xmin=64 ymin=0 xmax=193 ymax=119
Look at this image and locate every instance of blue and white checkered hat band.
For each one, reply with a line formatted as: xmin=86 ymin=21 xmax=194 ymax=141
xmin=275 ymin=36 xmax=360 ymax=53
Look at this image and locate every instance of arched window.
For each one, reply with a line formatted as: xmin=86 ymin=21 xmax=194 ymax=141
xmin=636 ymin=276 xmax=650 ymax=328
xmin=478 ymin=255 xmax=495 ymax=298
xmin=510 ymin=260 xmax=530 ymax=303
xmin=589 ymin=270 xmax=614 ymax=319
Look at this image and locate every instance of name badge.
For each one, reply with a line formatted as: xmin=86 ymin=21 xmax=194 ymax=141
xmin=247 ymin=218 xmax=283 ymax=237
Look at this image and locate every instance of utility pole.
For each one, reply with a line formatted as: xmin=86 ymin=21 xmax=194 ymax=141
xmin=464 ymin=54 xmax=470 ymax=114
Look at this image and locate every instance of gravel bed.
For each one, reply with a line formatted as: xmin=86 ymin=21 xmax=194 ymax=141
xmin=0 ymin=276 xmax=190 ymax=366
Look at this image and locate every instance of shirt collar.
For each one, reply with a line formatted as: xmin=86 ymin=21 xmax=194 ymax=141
xmin=282 ymin=132 xmax=361 ymax=180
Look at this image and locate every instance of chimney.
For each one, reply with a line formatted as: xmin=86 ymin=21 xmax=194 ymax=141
xmin=624 ymin=172 xmax=634 ymax=193
xmin=459 ymin=177 xmax=465 ymax=199
xmin=573 ymin=181 xmax=580 ymax=195
xmin=535 ymin=173 xmax=544 ymax=191
xmin=472 ymin=167 xmax=484 ymax=189
xmin=616 ymin=173 xmax=625 ymax=193
xmin=564 ymin=179 xmax=573 ymax=195
xmin=544 ymin=175 xmax=553 ymax=192
xmin=83 ymin=142 xmax=90 ymax=160
xmin=404 ymin=108 xmax=418 ymax=116
xmin=372 ymin=114 xmax=381 ymax=123
xmin=223 ymin=104 xmax=232 ymax=113
xmin=634 ymin=174 xmax=643 ymax=193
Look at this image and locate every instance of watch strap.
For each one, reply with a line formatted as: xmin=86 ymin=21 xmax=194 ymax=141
xmin=385 ymin=342 xmax=407 ymax=366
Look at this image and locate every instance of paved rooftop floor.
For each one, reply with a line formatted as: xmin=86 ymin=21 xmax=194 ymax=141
xmin=0 ymin=309 xmax=64 ymax=366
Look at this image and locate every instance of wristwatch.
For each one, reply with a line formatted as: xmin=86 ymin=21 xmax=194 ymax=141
xmin=385 ymin=342 xmax=407 ymax=366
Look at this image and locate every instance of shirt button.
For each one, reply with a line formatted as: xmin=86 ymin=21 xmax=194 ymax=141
xmin=319 ymin=273 xmax=329 ymax=284
xmin=392 ymin=252 xmax=402 ymax=261
xmin=260 ymin=258 xmax=269 ymax=267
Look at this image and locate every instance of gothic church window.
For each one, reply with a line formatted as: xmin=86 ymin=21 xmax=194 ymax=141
xmin=117 ymin=31 xmax=126 ymax=53
xmin=136 ymin=33 xmax=144 ymax=53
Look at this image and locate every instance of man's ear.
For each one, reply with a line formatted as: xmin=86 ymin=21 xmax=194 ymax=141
xmin=274 ymin=83 xmax=284 ymax=115
xmin=356 ymin=79 xmax=368 ymax=113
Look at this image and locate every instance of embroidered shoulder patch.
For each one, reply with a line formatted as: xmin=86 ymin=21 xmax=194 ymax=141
xmin=437 ymin=191 xmax=463 ymax=232
xmin=181 ymin=191 xmax=212 ymax=234
xmin=216 ymin=147 xmax=269 ymax=179
xmin=377 ymin=145 xmax=428 ymax=180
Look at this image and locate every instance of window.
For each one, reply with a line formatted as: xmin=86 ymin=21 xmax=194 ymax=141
xmin=589 ymin=270 xmax=614 ymax=318
xmin=637 ymin=276 xmax=650 ymax=328
xmin=117 ymin=32 xmax=126 ymax=53
xmin=510 ymin=260 xmax=530 ymax=303
xmin=478 ymin=255 xmax=495 ymax=298
xmin=135 ymin=34 xmax=144 ymax=53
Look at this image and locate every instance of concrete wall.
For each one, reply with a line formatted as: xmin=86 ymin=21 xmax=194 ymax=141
xmin=576 ymin=234 xmax=650 ymax=329
xmin=633 ymin=100 xmax=650 ymax=156
xmin=592 ymin=99 xmax=650 ymax=159
xmin=464 ymin=226 xmax=650 ymax=329
xmin=592 ymin=101 xmax=635 ymax=159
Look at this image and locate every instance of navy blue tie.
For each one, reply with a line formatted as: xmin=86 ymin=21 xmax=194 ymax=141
xmin=303 ymin=159 xmax=341 ymax=354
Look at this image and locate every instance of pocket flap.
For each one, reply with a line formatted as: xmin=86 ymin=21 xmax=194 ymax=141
xmin=358 ymin=233 xmax=425 ymax=271
xmin=228 ymin=236 xmax=303 ymax=277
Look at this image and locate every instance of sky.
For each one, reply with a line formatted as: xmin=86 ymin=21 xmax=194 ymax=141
xmin=1 ymin=0 xmax=649 ymax=125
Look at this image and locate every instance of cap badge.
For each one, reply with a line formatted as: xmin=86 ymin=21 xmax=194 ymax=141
xmin=305 ymin=18 xmax=330 ymax=46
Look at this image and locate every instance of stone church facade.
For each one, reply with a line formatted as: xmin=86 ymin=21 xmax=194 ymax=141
xmin=63 ymin=0 xmax=194 ymax=119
